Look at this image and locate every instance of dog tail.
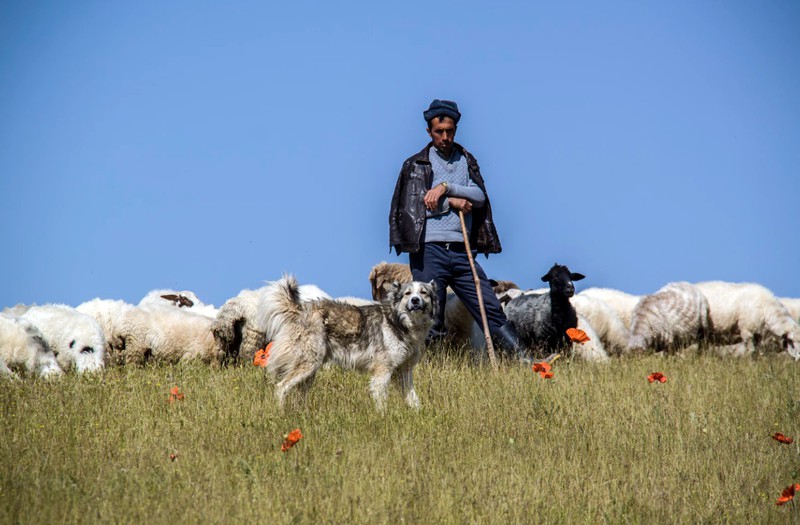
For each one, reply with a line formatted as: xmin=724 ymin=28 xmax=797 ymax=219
xmin=259 ymin=274 xmax=303 ymax=339
xmin=258 ymin=275 xmax=305 ymax=379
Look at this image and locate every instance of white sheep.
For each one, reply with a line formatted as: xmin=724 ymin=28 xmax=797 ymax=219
xmin=569 ymin=294 xmax=629 ymax=356
xmin=779 ymin=297 xmax=800 ymax=323
xmin=76 ymin=298 xmax=136 ymax=365
xmin=115 ymin=303 xmax=221 ymax=365
xmin=578 ymin=287 xmax=640 ymax=329
xmin=335 ymin=296 xmax=379 ymax=307
xmin=214 ymin=283 xmax=332 ymax=364
xmin=0 ymin=315 xmax=63 ymax=379
xmin=627 ymin=282 xmax=710 ymax=354
xmin=138 ymin=289 xmax=219 ymax=318
xmin=695 ymin=281 xmax=800 ymax=359
xmin=20 ymin=305 xmax=106 ymax=373
xmin=572 ymin=314 xmax=610 ymax=363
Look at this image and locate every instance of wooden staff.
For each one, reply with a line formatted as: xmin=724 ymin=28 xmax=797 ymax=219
xmin=458 ymin=210 xmax=498 ymax=369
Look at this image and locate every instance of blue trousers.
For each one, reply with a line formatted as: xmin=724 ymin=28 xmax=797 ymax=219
xmin=409 ymin=242 xmax=508 ymax=340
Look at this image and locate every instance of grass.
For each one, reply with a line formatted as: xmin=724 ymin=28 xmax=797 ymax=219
xmin=1 ymin=348 xmax=799 ymax=524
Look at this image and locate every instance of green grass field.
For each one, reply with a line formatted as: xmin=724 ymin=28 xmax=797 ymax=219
xmin=2 ymin=350 xmax=799 ymax=524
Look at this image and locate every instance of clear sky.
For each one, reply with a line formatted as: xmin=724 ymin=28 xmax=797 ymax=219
xmin=1 ymin=1 xmax=798 ymax=310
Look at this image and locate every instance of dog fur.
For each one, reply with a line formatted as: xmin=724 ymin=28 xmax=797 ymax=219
xmin=262 ymin=275 xmax=435 ymax=410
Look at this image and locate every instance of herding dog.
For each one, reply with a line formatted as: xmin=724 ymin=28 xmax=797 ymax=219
xmin=262 ymin=275 xmax=436 ymax=410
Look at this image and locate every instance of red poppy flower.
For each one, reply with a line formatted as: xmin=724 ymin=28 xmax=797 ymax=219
xmin=168 ymin=386 xmax=185 ymax=403
xmin=566 ymin=328 xmax=591 ymax=344
xmin=281 ymin=428 xmax=303 ymax=452
xmin=532 ymin=362 xmax=554 ymax=379
xmin=169 ymin=453 xmax=178 ymax=461
xmin=253 ymin=342 xmax=273 ymax=367
xmin=647 ymin=372 xmax=667 ymax=383
xmin=772 ymin=433 xmax=794 ymax=445
xmin=776 ymin=484 xmax=800 ymax=506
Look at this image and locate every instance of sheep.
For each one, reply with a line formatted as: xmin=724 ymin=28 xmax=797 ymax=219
xmin=369 ymin=262 xmax=413 ymax=301
xmin=138 ymin=289 xmax=219 ymax=318
xmin=20 ymin=305 xmax=106 ymax=373
xmin=779 ymin=297 xmax=800 ymax=323
xmin=2 ymin=304 xmax=33 ymax=317
xmin=627 ymin=282 xmax=711 ymax=354
xmin=504 ymin=263 xmax=586 ymax=356
xmin=572 ymin=314 xmax=610 ymax=363
xmin=0 ymin=315 xmax=63 ymax=379
xmin=76 ymin=298 xmax=136 ymax=364
xmin=214 ymin=283 xmax=332 ymax=364
xmin=695 ymin=281 xmax=800 ymax=359
xmin=335 ymin=297 xmax=379 ymax=307
xmin=115 ymin=304 xmax=221 ymax=365
xmin=569 ymin=294 xmax=630 ymax=356
xmin=577 ymin=287 xmax=640 ymax=329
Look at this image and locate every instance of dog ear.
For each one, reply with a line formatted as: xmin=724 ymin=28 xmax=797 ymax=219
xmin=488 ymin=279 xmax=498 ymax=287
xmin=428 ymin=280 xmax=437 ymax=293
xmin=570 ymin=272 xmax=586 ymax=281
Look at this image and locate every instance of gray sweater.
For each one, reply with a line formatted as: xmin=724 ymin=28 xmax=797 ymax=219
xmin=425 ymin=146 xmax=486 ymax=243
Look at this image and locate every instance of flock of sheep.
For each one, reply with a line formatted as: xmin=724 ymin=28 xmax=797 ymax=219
xmin=2 ymin=262 xmax=799 ymax=379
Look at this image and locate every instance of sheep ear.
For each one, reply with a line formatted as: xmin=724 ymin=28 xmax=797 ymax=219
xmin=570 ymin=273 xmax=586 ymax=281
xmin=161 ymin=294 xmax=180 ymax=304
xmin=540 ymin=272 xmax=551 ymax=282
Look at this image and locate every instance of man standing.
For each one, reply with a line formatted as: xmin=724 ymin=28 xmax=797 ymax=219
xmin=389 ymin=99 xmax=527 ymax=359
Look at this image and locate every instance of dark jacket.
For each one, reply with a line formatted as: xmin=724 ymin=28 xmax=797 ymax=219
xmin=389 ymin=142 xmax=502 ymax=255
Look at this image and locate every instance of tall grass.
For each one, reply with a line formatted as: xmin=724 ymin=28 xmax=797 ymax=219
xmin=1 ymin=350 xmax=799 ymax=523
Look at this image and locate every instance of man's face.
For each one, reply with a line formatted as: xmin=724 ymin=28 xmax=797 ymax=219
xmin=427 ymin=117 xmax=457 ymax=155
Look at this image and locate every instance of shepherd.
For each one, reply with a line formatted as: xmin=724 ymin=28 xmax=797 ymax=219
xmin=389 ymin=99 xmax=530 ymax=362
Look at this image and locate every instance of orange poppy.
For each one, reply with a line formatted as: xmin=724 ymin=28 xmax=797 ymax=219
xmin=532 ymin=362 xmax=554 ymax=379
xmin=772 ymin=433 xmax=794 ymax=445
xmin=281 ymin=428 xmax=303 ymax=452
xmin=168 ymin=386 xmax=185 ymax=403
xmin=566 ymin=328 xmax=591 ymax=344
xmin=776 ymin=484 xmax=800 ymax=506
xmin=647 ymin=372 xmax=667 ymax=383
xmin=253 ymin=342 xmax=273 ymax=367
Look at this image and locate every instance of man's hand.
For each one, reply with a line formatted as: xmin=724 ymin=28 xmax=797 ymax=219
xmin=423 ymin=184 xmax=448 ymax=211
xmin=448 ymin=197 xmax=473 ymax=214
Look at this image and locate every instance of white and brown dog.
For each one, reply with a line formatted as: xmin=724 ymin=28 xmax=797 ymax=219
xmin=260 ymin=275 xmax=436 ymax=410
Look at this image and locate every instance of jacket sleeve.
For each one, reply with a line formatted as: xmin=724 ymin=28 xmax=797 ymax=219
xmin=388 ymin=162 xmax=407 ymax=253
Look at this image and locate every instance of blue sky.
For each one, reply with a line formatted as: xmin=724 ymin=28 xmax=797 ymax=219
xmin=1 ymin=1 xmax=798 ymax=309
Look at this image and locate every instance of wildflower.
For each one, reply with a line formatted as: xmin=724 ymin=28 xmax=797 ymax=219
xmin=281 ymin=428 xmax=303 ymax=452
xmin=532 ymin=362 xmax=554 ymax=379
xmin=254 ymin=342 xmax=273 ymax=367
xmin=647 ymin=372 xmax=667 ymax=383
xmin=776 ymin=484 xmax=800 ymax=506
xmin=169 ymin=453 xmax=178 ymax=461
xmin=566 ymin=328 xmax=590 ymax=344
xmin=771 ymin=433 xmax=794 ymax=445
xmin=168 ymin=386 xmax=185 ymax=404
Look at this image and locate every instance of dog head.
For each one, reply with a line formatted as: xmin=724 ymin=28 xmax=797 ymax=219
xmin=388 ymin=281 xmax=436 ymax=324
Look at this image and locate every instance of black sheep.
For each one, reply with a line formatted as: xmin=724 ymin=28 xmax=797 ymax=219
xmin=505 ymin=263 xmax=585 ymax=355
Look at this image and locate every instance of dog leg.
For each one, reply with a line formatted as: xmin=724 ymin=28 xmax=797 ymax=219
xmin=275 ymin=362 xmax=321 ymax=408
xmin=369 ymin=370 xmax=393 ymax=411
xmin=398 ymin=364 xmax=420 ymax=409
